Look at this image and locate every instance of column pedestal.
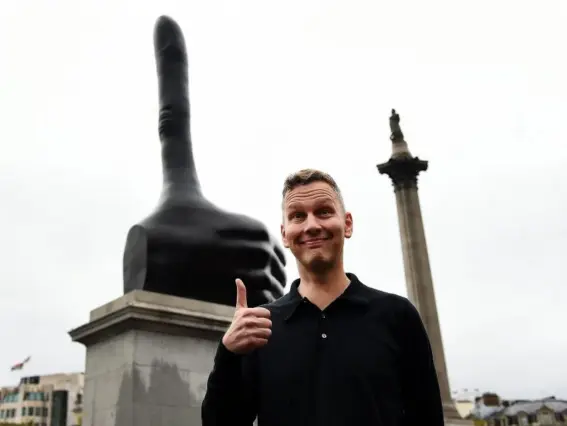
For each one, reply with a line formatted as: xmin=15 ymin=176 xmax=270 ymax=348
xmin=69 ymin=290 xmax=233 ymax=426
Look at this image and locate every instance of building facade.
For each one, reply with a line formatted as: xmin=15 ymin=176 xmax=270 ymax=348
xmin=469 ymin=393 xmax=567 ymax=426
xmin=0 ymin=373 xmax=83 ymax=426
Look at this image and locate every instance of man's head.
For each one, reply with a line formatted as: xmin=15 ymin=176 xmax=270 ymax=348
xmin=280 ymin=169 xmax=353 ymax=274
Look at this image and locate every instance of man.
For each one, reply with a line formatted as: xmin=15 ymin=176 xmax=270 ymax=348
xmin=202 ymin=169 xmax=444 ymax=426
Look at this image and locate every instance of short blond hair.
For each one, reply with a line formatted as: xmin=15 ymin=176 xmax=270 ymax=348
xmin=282 ymin=168 xmax=345 ymax=210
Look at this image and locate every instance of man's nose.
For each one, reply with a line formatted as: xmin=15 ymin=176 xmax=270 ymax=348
xmin=304 ymin=214 xmax=322 ymax=235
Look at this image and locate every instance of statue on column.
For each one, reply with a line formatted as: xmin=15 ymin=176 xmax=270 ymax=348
xmin=121 ymin=16 xmax=286 ymax=308
xmin=389 ymin=109 xmax=404 ymax=142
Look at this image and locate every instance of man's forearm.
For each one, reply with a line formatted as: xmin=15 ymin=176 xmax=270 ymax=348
xmin=201 ymin=342 xmax=257 ymax=426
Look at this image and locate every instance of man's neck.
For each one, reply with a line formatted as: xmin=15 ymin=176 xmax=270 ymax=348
xmin=296 ymin=265 xmax=350 ymax=311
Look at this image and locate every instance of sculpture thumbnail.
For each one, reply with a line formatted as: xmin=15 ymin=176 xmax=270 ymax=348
xmin=122 ymin=16 xmax=286 ymax=308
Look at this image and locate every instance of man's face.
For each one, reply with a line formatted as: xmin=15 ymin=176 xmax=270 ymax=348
xmin=281 ymin=181 xmax=353 ymax=273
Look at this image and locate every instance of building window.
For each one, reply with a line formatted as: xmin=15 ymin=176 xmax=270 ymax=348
xmin=556 ymin=412 xmax=565 ymax=421
xmin=3 ymin=393 xmax=19 ymax=402
xmin=43 ymin=407 xmax=48 ymax=417
xmin=518 ymin=415 xmax=529 ymax=426
xmin=50 ymin=390 xmax=69 ymax=426
xmin=20 ymin=375 xmax=40 ymax=385
xmin=23 ymin=391 xmax=48 ymax=401
xmin=539 ymin=412 xmax=553 ymax=424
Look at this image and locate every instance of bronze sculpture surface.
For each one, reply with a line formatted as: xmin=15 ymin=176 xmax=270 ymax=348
xmin=122 ymin=16 xmax=286 ymax=307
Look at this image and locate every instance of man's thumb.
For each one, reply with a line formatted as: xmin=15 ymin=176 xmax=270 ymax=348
xmin=235 ymin=279 xmax=248 ymax=309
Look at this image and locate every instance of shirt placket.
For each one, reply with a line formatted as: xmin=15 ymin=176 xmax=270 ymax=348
xmin=312 ymin=308 xmax=330 ymax=426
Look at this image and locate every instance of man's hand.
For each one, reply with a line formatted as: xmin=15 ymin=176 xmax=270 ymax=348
xmin=222 ymin=279 xmax=272 ymax=354
xmin=122 ymin=16 xmax=286 ymax=307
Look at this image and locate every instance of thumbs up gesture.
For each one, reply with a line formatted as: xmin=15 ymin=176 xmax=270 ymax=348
xmin=222 ymin=279 xmax=272 ymax=354
xmin=122 ymin=16 xmax=286 ymax=307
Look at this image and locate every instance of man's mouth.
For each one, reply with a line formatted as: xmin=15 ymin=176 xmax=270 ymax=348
xmin=301 ymin=237 xmax=330 ymax=247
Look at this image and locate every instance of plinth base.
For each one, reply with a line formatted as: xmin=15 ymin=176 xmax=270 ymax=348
xmin=444 ymin=402 xmax=474 ymax=425
xmin=445 ymin=419 xmax=474 ymax=426
xmin=69 ymin=290 xmax=233 ymax=426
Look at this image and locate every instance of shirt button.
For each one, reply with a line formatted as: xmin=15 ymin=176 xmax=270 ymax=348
xmin=321 ymin=313 xmax=326 ymax=319
xmin=321 ymin=333 xmax=327 ymax=339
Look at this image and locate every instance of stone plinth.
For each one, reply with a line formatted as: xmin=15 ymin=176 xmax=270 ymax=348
xmin=69 ymin=290 xmax=233 ymax=426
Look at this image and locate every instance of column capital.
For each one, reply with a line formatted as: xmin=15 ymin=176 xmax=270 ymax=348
xmin=377 ymin=155 xmax=428 ymax=191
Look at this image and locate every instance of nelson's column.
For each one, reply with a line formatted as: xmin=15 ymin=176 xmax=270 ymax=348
xmin=377 ymin=110 xmax=470 ymax=425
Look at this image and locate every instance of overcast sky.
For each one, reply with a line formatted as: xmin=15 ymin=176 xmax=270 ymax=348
xmin=1 ymin=0 xmax=565 ymax=400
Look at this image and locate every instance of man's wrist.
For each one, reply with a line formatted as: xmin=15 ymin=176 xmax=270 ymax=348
xmin=216 ymin=340 xmax=243 ymax=363
xmin=219 ymin=340 xmax=240 ymax=357
xmin=212 ymin=340 xmax=245 ymax=382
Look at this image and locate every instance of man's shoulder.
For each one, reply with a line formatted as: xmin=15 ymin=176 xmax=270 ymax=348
xmin=258 ymin=291 xmax=298 ymax=313
xmin=356 ymin=279 xmax=426 ymax=335
xmin=356 ymin=278 xmax=414 ymax=314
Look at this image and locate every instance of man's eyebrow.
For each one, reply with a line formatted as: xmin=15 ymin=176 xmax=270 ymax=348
xmin=285 ymin=203 xmax=301 ymax=211
xmin=286 ymin=197 xmax=335 ymax=208
xmin=313 ymin=198 xmax=335 ymax=206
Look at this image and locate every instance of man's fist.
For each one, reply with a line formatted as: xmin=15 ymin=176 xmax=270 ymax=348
xmin=122 ymin=16 xmax=286 ymax=307
xmin=222 ymin=279 xmax=272 ymax=354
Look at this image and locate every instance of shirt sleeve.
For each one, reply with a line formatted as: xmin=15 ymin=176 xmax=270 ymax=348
xmin=201 ymin=341 xmax=259 ymax=426
xmin=399 ymin=299 xmax=445 ymax=426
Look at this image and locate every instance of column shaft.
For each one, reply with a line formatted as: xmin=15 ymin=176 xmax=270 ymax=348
xmin=394 ymin=186 xmax=461 ymax=420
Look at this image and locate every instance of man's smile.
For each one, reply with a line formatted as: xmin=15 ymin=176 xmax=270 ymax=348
xmin=300 ymin=237 xmax=330 ymax=247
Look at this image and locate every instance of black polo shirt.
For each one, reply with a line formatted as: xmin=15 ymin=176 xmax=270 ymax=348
xmin=202 ymin=273 xmax=444 ymax=426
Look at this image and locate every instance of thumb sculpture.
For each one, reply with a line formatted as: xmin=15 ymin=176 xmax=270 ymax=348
xmin=122 ymin=16 xmax=286 ymax=308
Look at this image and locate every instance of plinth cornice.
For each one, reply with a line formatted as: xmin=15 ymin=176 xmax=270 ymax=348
xmin=69 ymin=290 xmax=234 ymax=346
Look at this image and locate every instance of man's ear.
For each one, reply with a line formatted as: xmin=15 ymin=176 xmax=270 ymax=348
xmin=281 ymin=223 xmax=290 ymax=248
xmin=344 ymin=212 xmax=353 ymax=239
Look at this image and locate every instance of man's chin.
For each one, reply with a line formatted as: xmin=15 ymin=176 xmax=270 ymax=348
xmin=303 ymin=255 xmax=334 ymax=274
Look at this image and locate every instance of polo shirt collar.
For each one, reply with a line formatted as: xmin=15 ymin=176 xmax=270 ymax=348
xmin=284 ymin=272 xmax=369 ymax=321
